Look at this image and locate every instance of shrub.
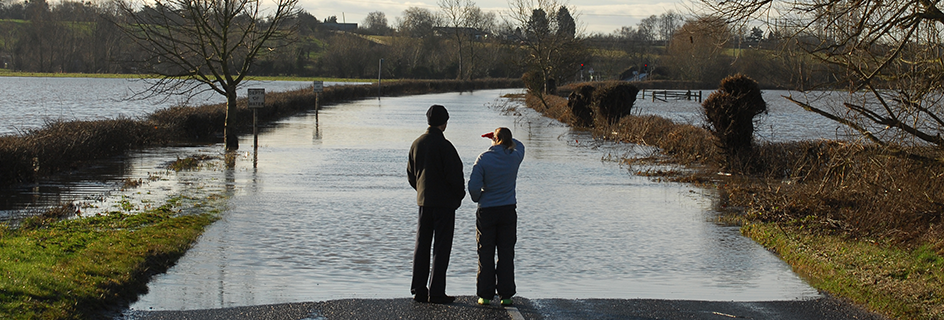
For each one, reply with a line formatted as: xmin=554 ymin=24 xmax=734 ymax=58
xmin=521 ymin=71 xmax=544 ymax=95
xmin=702 ymin=74 xmax=766 ymax=171
xmin=593 ymin=81 xmax=639 ymax=125
xmin=567 ymin=84 xmax=595 ymax=127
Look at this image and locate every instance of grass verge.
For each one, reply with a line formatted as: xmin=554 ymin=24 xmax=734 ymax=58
xmin=744 ymin=223 xmax=944 ymax=320
xmin=0 ymin=204 xmax=220 ymax=319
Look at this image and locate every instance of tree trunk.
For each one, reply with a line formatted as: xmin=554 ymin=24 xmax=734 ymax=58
xmin=224 ymin=88 xmax=239 ymax=151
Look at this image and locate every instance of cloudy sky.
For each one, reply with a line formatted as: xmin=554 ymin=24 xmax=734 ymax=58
xmin=295 ymin=0 xmax=695 ymax=35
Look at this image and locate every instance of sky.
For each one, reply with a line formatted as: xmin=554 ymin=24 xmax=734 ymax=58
xmin=295 ymin=0 xmax=696 ymax=35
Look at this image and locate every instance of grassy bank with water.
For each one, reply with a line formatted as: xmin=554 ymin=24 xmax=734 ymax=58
xmin=523 ymin=82 xmax=943 ymax=320
xmin=0 ymin=201 xmax=220 ymax=319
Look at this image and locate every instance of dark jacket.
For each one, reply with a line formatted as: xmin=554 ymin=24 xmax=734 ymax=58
xmin=408 ymin=127 xmax=466 ymax=209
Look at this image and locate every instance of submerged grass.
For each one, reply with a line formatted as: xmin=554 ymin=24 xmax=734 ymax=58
xmin=0 ymin=204 xmax=219 ymax=319
xmin=525 ymin=83 xmax=944 ymax=320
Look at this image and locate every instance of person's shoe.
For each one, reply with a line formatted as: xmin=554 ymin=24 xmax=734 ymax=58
xmin=412 ymin=288 xmax=428 ymax=303
xmin=428 ymin=295 xmax=455 ymax=304
xmin=500 ymin=298 xmax=513 ymax=306
xmin=477 ymin=298 xmax=491 ymax=305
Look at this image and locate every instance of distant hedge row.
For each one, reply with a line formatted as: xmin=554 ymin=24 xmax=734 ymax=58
xmin=0 ymin=78 xmax=522 ymax=184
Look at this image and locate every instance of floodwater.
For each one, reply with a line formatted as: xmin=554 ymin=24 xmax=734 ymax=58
xmin=0 ymin=77 xmax=359 ymax=219
xmin=632 ymin=89 xmax=852 ymax=143
xmin=0 ymin=77 xmax=357 ymax=135
xmin=119 ymin=89 xmax=820 ymax=311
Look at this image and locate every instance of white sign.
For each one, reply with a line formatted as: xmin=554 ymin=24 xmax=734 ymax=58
xmin=312 ymin=81 xmax=324 ymax=93
xmin=248 ymin=88 xmax=265 ymax=109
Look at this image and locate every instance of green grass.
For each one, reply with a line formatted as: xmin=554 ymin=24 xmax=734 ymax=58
xmin=743 ymin=223 xmax=944 ymax=320
xmin=0 ymin=205 xmax=219 ymax=319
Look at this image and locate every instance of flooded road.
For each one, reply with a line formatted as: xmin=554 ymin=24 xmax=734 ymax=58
xmin=127 ymin=89 xmax=818 ymax=311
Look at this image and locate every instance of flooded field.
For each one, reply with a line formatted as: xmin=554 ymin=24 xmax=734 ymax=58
xmin=0 ymin=77 xmax=349 ymax=135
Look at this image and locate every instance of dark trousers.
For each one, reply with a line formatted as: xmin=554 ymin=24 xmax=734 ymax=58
xmin=411 ymin=206 xmax=455 ymax=297
xmin=476 ymin=204 xmax=517 ymax=299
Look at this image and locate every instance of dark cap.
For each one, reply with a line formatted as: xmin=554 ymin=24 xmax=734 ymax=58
xmin=426 ymin=105 xmax=449 ymax=126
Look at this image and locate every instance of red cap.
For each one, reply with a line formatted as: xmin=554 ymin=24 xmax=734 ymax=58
xmin=481 ymin=132 xmax=494 ymax=139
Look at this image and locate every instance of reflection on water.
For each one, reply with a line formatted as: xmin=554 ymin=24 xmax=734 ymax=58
xmin=0 ymin=146 xmax=235 ymax=221
xmin=127 ymin=89 xmax=819 ymax=311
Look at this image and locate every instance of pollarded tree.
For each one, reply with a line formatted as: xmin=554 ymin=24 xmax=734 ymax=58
xmin=701 ymin=0 xmax=944 ymax=157
xmin=115 ymin=0 xmax=298 ymax=151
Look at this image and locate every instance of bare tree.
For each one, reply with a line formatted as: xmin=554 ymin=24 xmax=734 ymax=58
xmin=657 ymin=11 xmax=683 ymax=43
xmin=396 ymin=6 xmax=441 ymax=38
xmin=505 ymin=0 xmax=586 ymax=94
xmin=636 ymin=15 xmax=657 ymax=43
xmin=438 ymin=0 xmax=479 ymax=79
xmin=463 ymin=6 xmax=495 ymax=78
xmin=363 ymin=11 xmax=391 ymax=35
xmin=702 ymin=0 xmax=944 ymax=154
xmin=115 ymin=0 xmax=298 ymax=151
xmin=664 ymin=16 xmax=732 ymax=85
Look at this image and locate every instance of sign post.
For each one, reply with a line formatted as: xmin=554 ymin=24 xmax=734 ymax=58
xmin=312 ymin=81 xmax=324 ymax=126
xmin=248 ymin=88 xmax=265 ymax=166
xmin=377 ymin=58 xmax=383 ymax=100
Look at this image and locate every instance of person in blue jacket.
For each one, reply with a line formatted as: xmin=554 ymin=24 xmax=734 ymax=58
xmin=468 ymin=127 xmax=525 ymax=306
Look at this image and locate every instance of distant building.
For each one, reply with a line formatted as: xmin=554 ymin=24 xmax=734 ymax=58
xmin=433 ymin=27 xmax=490 ymax=40
xmin=0 ymin=53 xmax=11 ymax=70
xmin=322 ymin=23 xmax=358 ymax=32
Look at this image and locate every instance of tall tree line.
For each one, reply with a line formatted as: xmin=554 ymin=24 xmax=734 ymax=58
xmin=0 ymin=0 xmax=128 ymax=73
xmin=1 ymin=0 xmax=834 ymax=94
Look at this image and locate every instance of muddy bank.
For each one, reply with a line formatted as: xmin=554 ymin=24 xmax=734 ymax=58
xmin=0 ymin=79 xmax=522 ymax=184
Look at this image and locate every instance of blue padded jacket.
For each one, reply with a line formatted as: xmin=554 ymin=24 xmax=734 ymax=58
xmin=468 ymin=139 xmax=525 ymax=208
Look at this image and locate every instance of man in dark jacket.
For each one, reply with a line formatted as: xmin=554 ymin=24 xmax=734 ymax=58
xmin=407 ymin=104 xmax=465 ymax=304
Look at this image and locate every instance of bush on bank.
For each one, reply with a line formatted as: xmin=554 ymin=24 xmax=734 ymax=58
xmin=0 ymin=78 xmax=522 ymax=184
xmin=526 ymin=81 xmax=943 ymax=320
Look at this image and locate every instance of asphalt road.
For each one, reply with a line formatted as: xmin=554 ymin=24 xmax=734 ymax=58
xmin=117 ymin=295 xmax=891 ymax=320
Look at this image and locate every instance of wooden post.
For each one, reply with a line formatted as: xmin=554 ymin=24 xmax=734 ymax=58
xmin=377 ymin=58 xmax=383 ymax=100
xmin=247 ymin=88 xmax=265 ymax=168
xmin=252 ymin=108 xmax=258 ymax=167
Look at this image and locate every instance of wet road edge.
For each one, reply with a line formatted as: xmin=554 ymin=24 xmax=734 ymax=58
xmin=117 ymin=295 xmax=890 ymax=320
